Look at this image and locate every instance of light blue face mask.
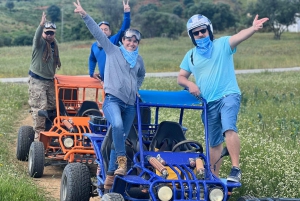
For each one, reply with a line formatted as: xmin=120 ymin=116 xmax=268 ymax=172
xmin=119 ymin=42 xmax=139 ymax=68
xmin=195 ymin=36 xmax=213 ymax=59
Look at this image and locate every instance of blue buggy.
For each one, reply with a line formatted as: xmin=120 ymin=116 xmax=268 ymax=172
xmin=60 ymin=90 xmax=241 ymax=201
xmin=60 ymin=90 xmax=300 ymax=201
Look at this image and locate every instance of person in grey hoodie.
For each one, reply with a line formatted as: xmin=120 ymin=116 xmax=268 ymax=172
xmin=74 ymin=0 xmax=146 ymax=191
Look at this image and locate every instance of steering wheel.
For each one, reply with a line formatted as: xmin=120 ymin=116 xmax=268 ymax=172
xmin=81 ymin=109 xmax=102 ymax=117
xmin=171 ymin=140 xmax=203 ymax=153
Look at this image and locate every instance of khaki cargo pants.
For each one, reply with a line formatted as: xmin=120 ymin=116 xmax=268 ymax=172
xmin=28 ymin=76 xmax=56 ymax=139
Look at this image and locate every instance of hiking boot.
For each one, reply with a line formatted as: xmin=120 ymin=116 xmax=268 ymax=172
xmin=114 ymin=156 xmax=127 ymax=176
xmin=104 ymin=175 xmax=115 ymax=190
xmin=227 ymin=166 xmax=242 ymax=182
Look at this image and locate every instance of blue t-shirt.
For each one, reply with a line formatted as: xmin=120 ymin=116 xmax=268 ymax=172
xmin=180 ymin=36 xmax=241 ymax=103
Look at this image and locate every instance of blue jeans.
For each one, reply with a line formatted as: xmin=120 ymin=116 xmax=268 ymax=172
xmin=103 ymin=94 xmax=136 ymax=172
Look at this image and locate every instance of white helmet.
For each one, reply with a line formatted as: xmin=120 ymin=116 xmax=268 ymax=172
xmin=187 ymin=14 xmax=214 ymax=44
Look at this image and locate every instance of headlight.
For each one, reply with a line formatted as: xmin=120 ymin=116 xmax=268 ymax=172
xmin=63 ymin=138 xmax=74 ymax=148
xmin=209 ymin=187 xmax=224 ymax=201
xmin=157 ymin=186 xmax=173 ymax=201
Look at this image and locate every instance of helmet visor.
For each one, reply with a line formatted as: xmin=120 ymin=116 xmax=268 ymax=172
xmin=124 ymin=29 xmax=141 ymax=41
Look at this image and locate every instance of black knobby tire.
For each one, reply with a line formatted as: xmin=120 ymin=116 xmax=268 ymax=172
xmin=28 ymin=141 xmax=45 ymax=178
xmin=101 ymin=193 xmax=125 ymax=201
xmin=237 ymin=195 xmax=259 ymax=201
xmin=16 ymin=126 xmax=34 ymax=161
xmin=60 ymin=163 xmax=91 ymax=201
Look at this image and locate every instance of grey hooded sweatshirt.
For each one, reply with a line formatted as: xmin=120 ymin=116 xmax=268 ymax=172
xmin=82 ymin=14 xmax=145 ymax=105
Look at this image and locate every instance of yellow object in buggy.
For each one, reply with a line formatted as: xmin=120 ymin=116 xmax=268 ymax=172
xmin=154 ymin=149 xmax=181 ymax=180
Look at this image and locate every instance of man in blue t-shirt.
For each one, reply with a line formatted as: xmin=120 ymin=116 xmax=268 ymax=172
xmin=178 ymin=14 xmax=268 ymax=183
xmin=88 ymin=0 xmax=130 ymax=83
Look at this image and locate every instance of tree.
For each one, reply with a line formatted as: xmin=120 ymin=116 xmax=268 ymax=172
xmin=173 ymin=4 xmax=183 ymax=17
xmin=13 ymin=35 xmax=33 ymax=46
xmin=185 ymin=2 xmax=237 ymax=32
xmin=212 ymin=3 xmax=237 ymax=32
xmin=5 ymin=1 xmax=14 ymax=12
xmin=133 ymin=10 xmax=185 ymax=38
xmin=0 ymin=37 xmax=12 ymax=47
xmin=69 ymin=21 xmax=94 ymax=41
xmin=183 ymin=0 xmax=194 ymax=6
xmin=98 ymin=0 xmax=124 ymax=34
xmin=138 ymin=4 xmax=158 ymax=13
xmin=47 ymin=5 xmax=61 ymax=23
xmin=247 ymin=0 xmax=298 ymax=40
xmin=185 ymin=2 xmax=216 ymax=20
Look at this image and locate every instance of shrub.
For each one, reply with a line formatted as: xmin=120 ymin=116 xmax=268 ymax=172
xmin=13 ymin=35 xmax=33 ymax=46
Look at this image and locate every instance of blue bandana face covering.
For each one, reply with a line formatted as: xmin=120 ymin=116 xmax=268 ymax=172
xmin=119 ymin=42 xmax=139 ymax=68
xmin=195 ymin=36 xmax=213 ymax=59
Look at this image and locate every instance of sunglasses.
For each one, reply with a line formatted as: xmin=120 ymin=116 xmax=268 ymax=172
xmin=192 ymin=29 xmax=207 ymax=36
xmin=44 ymin=22 xmax=56 ymax=29
xmin=124 ymin=29 xmax=141 ymax=41
xmin=44 ymin=31 xmax=55 ymax=36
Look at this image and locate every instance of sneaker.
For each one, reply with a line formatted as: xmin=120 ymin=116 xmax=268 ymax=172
xmin=227 ymin=166 xmax=242 ymax=182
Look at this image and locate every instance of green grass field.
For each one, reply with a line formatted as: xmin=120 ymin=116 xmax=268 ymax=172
xmin=1 ymin=34 xmax=300 ymax=200
xmin=1 ymin=71 xmax=300 ymax=200
xmin=0 ymin=32 xmax=300 ymax=78
xmin=0 ymin=83 xmax=53 ymax=201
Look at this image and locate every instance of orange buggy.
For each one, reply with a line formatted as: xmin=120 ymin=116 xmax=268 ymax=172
xmin=16 ymin=75 xmax=105 ymax=178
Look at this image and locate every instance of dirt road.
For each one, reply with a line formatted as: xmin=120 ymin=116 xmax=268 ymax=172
xmin=19 ymin=114 xmax=100 ymax=201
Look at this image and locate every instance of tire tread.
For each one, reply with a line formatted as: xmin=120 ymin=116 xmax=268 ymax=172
xmin=16 ymin=126 xmax=34 ymax=161
xmin=60 ymin=163 xmax=91 ymax=201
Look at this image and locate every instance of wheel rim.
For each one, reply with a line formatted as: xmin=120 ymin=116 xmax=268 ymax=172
xmin=62 ymin=175 xmax=67 ymax=200
xmin=28 ymin=148 xmax=33 ymax=172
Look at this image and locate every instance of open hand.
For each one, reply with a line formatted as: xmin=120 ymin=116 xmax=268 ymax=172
xmin=40 ymin=12 xmax=46 ymax=26
xmin=73 ymin=0 xmax=87 ymax=17
xmin=123 ymin=0 xmax=130 ymax=13
xmin=252 ymin=14 xmax=269 ymax=31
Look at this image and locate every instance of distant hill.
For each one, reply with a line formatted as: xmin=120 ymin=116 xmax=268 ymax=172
xmin=0 ymin=0 xmax=255 ymax=46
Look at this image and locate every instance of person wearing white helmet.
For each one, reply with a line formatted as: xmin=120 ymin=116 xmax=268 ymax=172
xmin=178 ymin=14 xmax=269 ymax=183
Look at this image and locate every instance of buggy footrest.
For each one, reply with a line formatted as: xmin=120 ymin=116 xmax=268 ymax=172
xmin=115 ymin=175 xmax=150 ymax=185
xmin=220 ymin=178 xmax=242 ymax=188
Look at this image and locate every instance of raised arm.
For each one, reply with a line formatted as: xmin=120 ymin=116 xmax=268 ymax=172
xmin=33 ymin=12 xmax=47 ymax=47
xmin=120 ymin=0 xmax=131 ymax=31
xmin=73 ymin=0 xmax=116 ymax=54
xmin=39 ymin=12 xmax=47 ymax=30
xmin=110 ymin=0 xmax=131 ymax=44
xmin=123 ymin=0 xmax=130 ymax=13
xmin=229 ymin=14 xmax=269 ymax=49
